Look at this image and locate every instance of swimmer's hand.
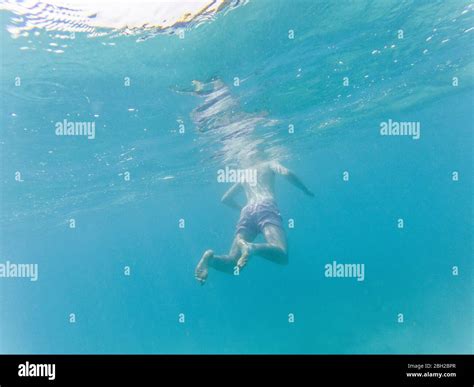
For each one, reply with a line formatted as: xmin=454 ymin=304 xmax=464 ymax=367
xmin=304 ymin=188 xmax=315 ymax=197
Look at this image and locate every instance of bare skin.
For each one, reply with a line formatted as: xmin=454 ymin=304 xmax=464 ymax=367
xmin=195 ymin=161 xmax=314 ymax=284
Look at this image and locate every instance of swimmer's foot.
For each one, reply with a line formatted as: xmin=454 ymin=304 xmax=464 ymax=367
xmin=195 ymin=249 xmax=213 ymax=285
xmin=236 ymin=239 xmax=252 ymax=269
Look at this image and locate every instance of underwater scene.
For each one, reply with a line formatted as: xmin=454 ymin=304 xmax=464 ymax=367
xmin=0 ymin=0 xmax=472 ymax=354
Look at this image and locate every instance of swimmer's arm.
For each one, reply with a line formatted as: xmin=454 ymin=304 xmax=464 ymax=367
xmin=271 ymin=162 xmax=315 ymax=197
xmin=221 ymin=183 xmax=243 ymax=210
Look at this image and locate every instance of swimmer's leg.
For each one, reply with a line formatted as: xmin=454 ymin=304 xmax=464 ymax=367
xmin=210 ymin=231 xmax=256 ymax=273
xmin=194 ymin=249 xmax=214 ymax=284
xmin=195 ymin=232 xmax=254 ymax=284
xmin=237 ymin=224 xmax=288 ymax=268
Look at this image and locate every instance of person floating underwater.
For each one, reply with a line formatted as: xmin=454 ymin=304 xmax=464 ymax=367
xmin=195 ymin=160 xmax=314 ymax=284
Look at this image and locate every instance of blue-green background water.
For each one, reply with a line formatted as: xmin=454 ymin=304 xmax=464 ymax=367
xmin=0 ymin=0 xmax=473 ymax=354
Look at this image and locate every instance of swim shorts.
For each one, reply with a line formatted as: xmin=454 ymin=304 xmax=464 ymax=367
xmin=235 ymin=199 xmax=283 ymax=236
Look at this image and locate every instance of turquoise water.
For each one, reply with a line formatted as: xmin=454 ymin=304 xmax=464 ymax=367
xmin=0 ymin=0 xmax=473 ymax=354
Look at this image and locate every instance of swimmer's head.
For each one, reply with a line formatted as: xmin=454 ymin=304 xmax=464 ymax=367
xmin=238 ymin=141 xmax=268 ymax=168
